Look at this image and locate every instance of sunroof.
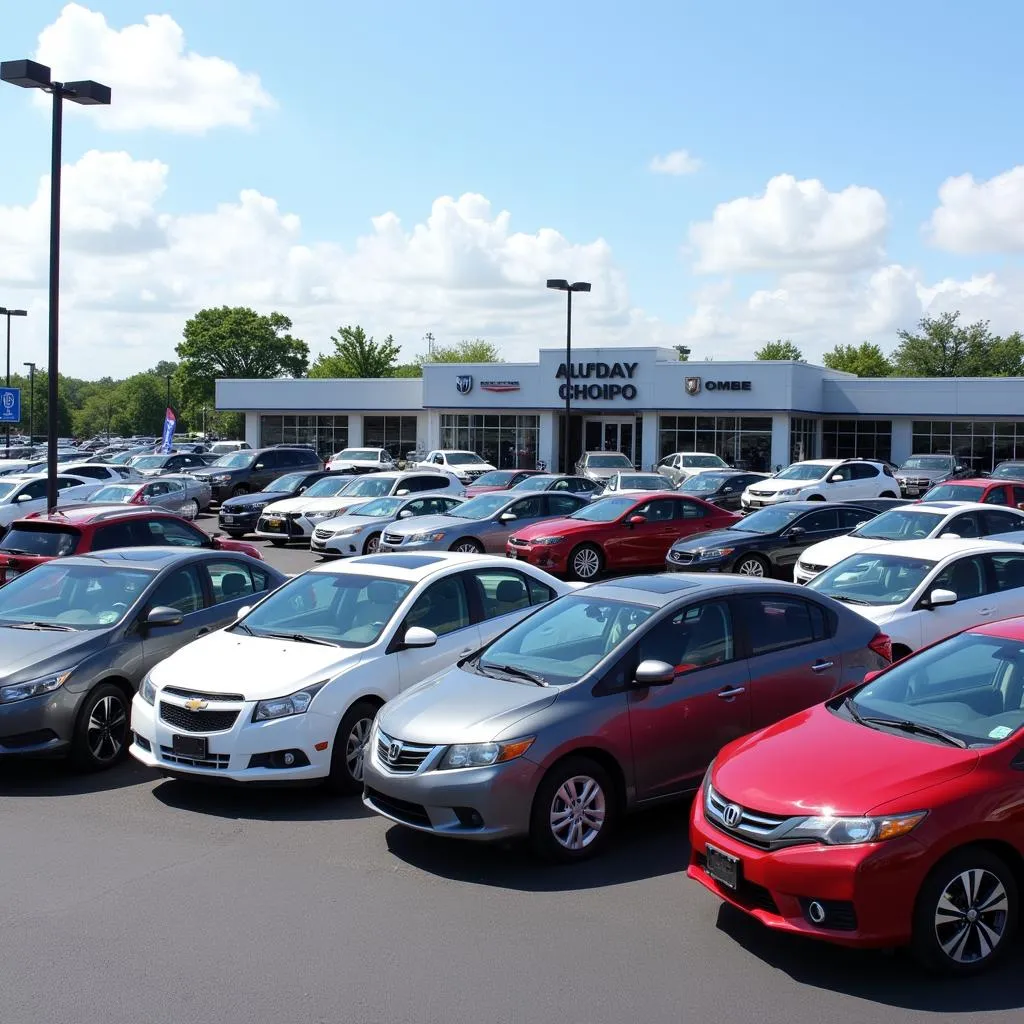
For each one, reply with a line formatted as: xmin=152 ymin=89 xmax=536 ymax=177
xmin=599 ymin=575 xmax=697 ymax=594
xmin=353 ymin=554 xmax=447 ymax=569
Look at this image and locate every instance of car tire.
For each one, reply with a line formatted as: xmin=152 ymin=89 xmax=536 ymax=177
xmin=568 ymin=543 xmax=603 ymax=581
xmin=449 ymin=538 xmax=483 ymax=554
xmin=180 ymin=498 xmax=199 ymax=520
xmin=733 ymin=554 xmax=769 ymax=577
xmin=911 ymin=847 xmax=1018 ymax=975
xmin=269 ymin=538 xmax=288 ymax=548
xmin=70 ymin=683 xmax=130 ymax=772
xmin=363 ymin=532 xmax=381 ymax=555
xmin=231 ymin=485 xmax=249 ymax=498
xmin=529 ymin=756 xmax=618 ymax=862
xmin=807 ymin=494 xmax=825 ymax=501
xmin=327 ymin=700 xmax=379 ymax=795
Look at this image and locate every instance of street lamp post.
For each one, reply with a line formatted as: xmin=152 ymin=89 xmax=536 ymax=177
xmin=0 ymin=307 xmax=27 ymax=454
xmin=23 ymin=362 xmax=36 ymax=446
xmin=1 ymin=59 xmax=111 ymax=512
xmin=546 ymin=279 xmax=591 ymax=473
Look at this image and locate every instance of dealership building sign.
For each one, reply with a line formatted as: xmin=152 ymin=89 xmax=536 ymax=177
xmin=556 ymin=361 xmax=638 ymax=401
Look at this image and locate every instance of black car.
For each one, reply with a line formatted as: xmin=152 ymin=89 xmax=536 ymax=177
xmin=0 ymin=548 xmax=286 ymax=770
xmin=676 ymin=471 xmax=769 ymax=512
xmin=217 ymin=469 xmax=333 ymax=537
xmin=665 ymin=499 xmax=910 ymax=578
xmin=894 ymin=454 xmax=969 ymax=497
xmin=991 ymin=460 xmax=1024 ymax=483
xmin=191 ymin=446 xmax=323 ymax=504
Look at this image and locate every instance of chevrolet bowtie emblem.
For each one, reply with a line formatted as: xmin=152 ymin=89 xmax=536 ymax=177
xmin=184 ymin=698 xmax=209 ymax=711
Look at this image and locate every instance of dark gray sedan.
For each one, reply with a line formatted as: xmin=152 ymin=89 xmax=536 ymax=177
xmin=87 ymin=476 xmax=213 ymax=518
xmin=0 ymin=548 xmax=285 ymax=770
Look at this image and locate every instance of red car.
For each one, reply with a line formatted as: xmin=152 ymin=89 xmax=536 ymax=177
xmin=688 ymin=618 xmax=1024 ymax=976
xmin=0 ymin=505 xmax=262 ymax=584
xmin=463 ymin=469 xmax=546 ymax=498
xmin=921 ymin=477 xmax=1024 ymax=509
xmin=506 ymin=491 xmax=739 ymax=581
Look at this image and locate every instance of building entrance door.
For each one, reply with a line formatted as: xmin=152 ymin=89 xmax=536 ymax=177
xmin=584 ymin=418 xmax=636 ymax=466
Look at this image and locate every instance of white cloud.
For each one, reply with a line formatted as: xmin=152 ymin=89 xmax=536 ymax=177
xmin=689 ymin=173 xmax=888 ymax=273
xmin=928 ymin=166 xmax=1024 ymax=253
xmin=649 ymin=150 xmax=701 ymax=175
xmin=33 ymin=4 xmax=274 ymax=133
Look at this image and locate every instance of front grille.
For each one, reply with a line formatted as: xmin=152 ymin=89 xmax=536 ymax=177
xmin=313 ymin=528 xmax=333 ymax=540
xmin=382 ymin=532 xmax=405 ymax=546
xmin=365 ymin=787 xmax=431 ymax=827
xmin=163 ymin=686 xmax=246 ymax=702
xmin=670 ymin=550 xmax=695 ymax=563
xmin=159 ymin=745 xmax=231 ymax=770
xmin=705 ymin=785 xmax=794 ymax=850
xmin=509 ymin=536 xmax=529 ymax=547
xmin=747 ymin=489 xmax=774 ymax=497
xmin=376 ymin=732 xmax=434 ymax=774
xmin=901 ymin=477 xmax=931 ymax=489
xmin=798 ymin=562 xmax=826 ymax=574
xmin=159 ymin=702 xmax=239 ymax=733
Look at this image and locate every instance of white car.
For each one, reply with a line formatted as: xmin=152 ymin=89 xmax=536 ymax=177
xmin=741 ymin=459 xmax=900 ymax=509
xmin=805 ymin=538 xmax=1024 ymax=659
xmin=655 ymin=451 xmax=730 ymax=485
xmin=129 ymin=552 xmax=573 ymax=790
xmin=414 ymin=450 xmax=496 ymax=484
xmin=0 ymin=473 xmax=106 ymax=531
xmin=311 ymin=492 xmax=465 ymax=557
xmin=207 ymin=440 xmax=251 ymax=455
xmin=60 ymin=462 xmax=142 ymax=483
xmin=599 ymin=472 xmax=675 ymax=496
xmin=794 ymin=501 xmax=1024 ymax=584
xmin=326 ymin=447 xmax=396 ymax=473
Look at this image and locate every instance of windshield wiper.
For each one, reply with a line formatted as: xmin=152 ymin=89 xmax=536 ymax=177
xmin=232 ymin=621 xmax=255 ymax=636
xmin=827 ymin=595 xmax=872 ymax=605
xmin=0 ymin=548 xmax=29 ymax=555
xmin=842 ymin=696 xmax=868 ymax=726
xmin=860 ymin=716 xmax=967 ymax=748
xmin=259 ymin=631 xmax=338 ymax=647
xmin=483 ymin=663 xmax=549 ymax=687
xmin=10 ymin=621 xmax=77 ymax=631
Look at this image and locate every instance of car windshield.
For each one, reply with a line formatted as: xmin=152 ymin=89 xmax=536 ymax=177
xmin=586 ymin=454 xmax=633 ymax=469
xmin=992 ymin=463 xmax=1024 ymax=480
xmin=237 ymin=572 xmax=413 ymax=647
xmin=305 ymin=476 xmax=361 ymax=498
xmin=130 ymin=456 xmax=166 ymax=470
xmin=213 ymin=452 xmax=254 ymax=469
xmin=353 ymin=497 xmax=404 ymax=517
xmin=268 ymin=472 xmax=308 ymax=492
xmin=0 ymin=524 xmax=80 ymax=556
xmin=775 ymin=462 xmax=832 ymax=481
xmin=473 ymin=471 xmax=516 ymax=486
xmin=682 ymin=455 xmax=727 ymax=468
xmin=90 ymin=484 xmax=136 ymax=503
xmin=476 ymin=594 xmax=655 ymax=687
xmin=922 ymin=484 xmax=986 ymax=501
xmin=901 ymin=456 xmax=952 ymax=471
xmin=569 ymin=496 xmax=637 ymax=522
xmin=0 ymin=563 xmax=153 ymax=630
xmin=807 ymin=552 xmax=935 ymax=606
xmin=336 ymin=449 xmax=379 ymax=460
xmin=0 ymin=482 xmax=20 ymax=502
xmin=728 ymin=505 xmax=804 ymax=534
xmin=446 ymin=452 xmax=485 ymax=465
xmin=334 ymin=476 xmax=394 ymax=497
xmin=512 ymin=476 xmax=553 ymax=491
xmin=679 ymin=473 xmax=732 ymax=494
xmin=450 ymin=493 xmax=510 ymax=519
xmin=846 ymin=631 xmax=1024 ymax=747
xmin=615 ymin=474 xmax=671 ymax=490
xmin=853 ymin=509 xmax=943 ymax=540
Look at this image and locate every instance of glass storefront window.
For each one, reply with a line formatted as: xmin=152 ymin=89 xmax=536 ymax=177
xmin=658 ymin=416 xmax=772 ymax=472
xmin=821 ymin=419 xmax=892 ymax=463
xmin=363 ymin=416 xmax=418 ymax=460
xmin=910 ymin=421 xmax=1024 ymax=474
xmin=259 ymin=415 xmax=348 ymax=460
xmin=440 ymin=414 xmax=540 ymax=469
xmin=790 ymin=417 xmax=818 ymax=463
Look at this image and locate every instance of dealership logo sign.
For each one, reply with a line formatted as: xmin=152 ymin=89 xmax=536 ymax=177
xmin=556 ymin=361 xmax=638 ymax=401
xmin=480 ymin=380 xmax=520 ymax=393
xmin=456 ymin=375 xmax=473 ymax=395
xmin=684 ymin=376 xmax=701 ymax=396
xmin=685 ymin=377 xmax=752 ymax=395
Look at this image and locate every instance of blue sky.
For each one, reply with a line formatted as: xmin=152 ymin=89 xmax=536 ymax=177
xmin=3 ymin=2 xmax=1024 ymax=375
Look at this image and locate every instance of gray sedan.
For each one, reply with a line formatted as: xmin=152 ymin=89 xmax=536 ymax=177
xmin=378 ymin=490 xmax=589 ymax=554
xmin=310 ymin=493 xmax=465 ymax=557
xmin=87 ymin=475 xmax=213 ymax=518
xmin=510 ymin=474 xmax=604 ymax=498
xmin=0 ymin=548 xmax=285 ymax=770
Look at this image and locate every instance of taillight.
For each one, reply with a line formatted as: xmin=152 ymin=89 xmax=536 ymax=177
xmin=129 ymin=487 xmax=146 ymax=504
xmin=868 ymin=632 xmax=893 ymax=663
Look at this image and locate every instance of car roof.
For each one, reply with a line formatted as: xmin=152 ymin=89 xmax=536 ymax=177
xmin=584 ymin=573 xmax=817 ymax=608
xmin=16 ymin=504 xmax=182 ymax=525
xmin=305 ymin=551 xmax=528 ymax=582
xmin=49 ymin=547 xmax=230 ymax=571
xmin=906 ymin=501 xmax=1004 ymax=514
xmin=933 ymin=478 xmax=997 ymax=487
xmin=858 ymin=538 xmax=1024 ymax=560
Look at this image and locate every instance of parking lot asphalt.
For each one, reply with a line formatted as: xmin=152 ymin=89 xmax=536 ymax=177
xmin=1 ymin=517 xmax=1021 ymax=1023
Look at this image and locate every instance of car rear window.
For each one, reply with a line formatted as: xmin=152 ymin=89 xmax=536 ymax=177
xmin=0 ymin=523 xmax=81 ymax=556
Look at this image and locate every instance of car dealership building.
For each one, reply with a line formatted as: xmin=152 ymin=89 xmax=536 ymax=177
xmin=216 ymin=346 xmax=1024 ymax=474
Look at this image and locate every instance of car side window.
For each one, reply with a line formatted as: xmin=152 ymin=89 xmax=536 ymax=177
xmin=552 ymin=479 xmax=570 ymax=491
xmin=403 ymin=577 xmax=471 ymax=637
xmin=635 ymin=602 xmax=735 ymax=676
xmin=676 ymin=498 xmax=705 ymax=519
xmin=91 ymin=522 xmax=137 ymax=551
xmin=1013 ymin=485 xmax=1024 ymax=508
xmin=735 ymin=596 xmax=818 ymax=656
xmin=509 ymin=497 xmax=542 ymax=519
xmin=988 ymin=554 xmax=1024 ymax=593
xmin=401 ymin=498 xmax=429 ymax=516
xmin=408 ymin=475 xmax=442 ymax=492
xmin=166 ymin=457 xmax=183 ymax=470
xmin=797 ymin=508 xmax=838 ymax=532
xmin=204 ymin=560 xmax=256 ymax=604
xmin=983 ymin=486 xmax=1009 ymax=505
xmin=982 ymin=509 xmax=1024 ymax=535
xmin=850 ymin=464 xmax=879 ymax=479
xmin=149 ymin=566 xmax=205 ymax=615
xmin=837 ymin=507 xmax=870 ymax=530
xmin=945 ymin=512 xmax=981 ymax=538
xmin=143 ymin=518 xmax=207 ymax=548
xmin=148 ymin=481 xmax=171 ymax=497
xmin=441 ymin=497 xmax=463 ymax=513
xmin=526 ymin=576 xmax=555 ymax=605
xmin=932 ymin=556 xmax=989 ymax=599
xmin=21 ymin=479 xmax=48 ymax=499
xmin=469 ymin=569 xmax=532 ymax=620
xmin=546 ymin=493 xmax=584 ymax=517
xmin=830 ymin=465 xmax=852 ymax=481
xmin=55 ymin=477 xmax=81 ymax=492
xmin=635 ymin=498 xmax=676 ymax=522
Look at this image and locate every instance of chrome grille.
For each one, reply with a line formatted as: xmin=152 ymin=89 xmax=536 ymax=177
xmin=313 ymin=528 xmax=333 ymax=540
xmin=798 ymin=562 xmax=826 ymax=574
xmin=163 ymin=686 xmax=245 ymax=702
xmin=747 ymin=489 xmax=774 ymax=497
xmin=705 ymin=785 xmax=795 ymax=849
xmin=382 ymin=532 xmax=405 ymax=546
xmin=670 ymin=549 xmax=695 ymax=563
xmin=376 ymin=731 xmax=434 ymax=774
xmin=508 ymin=536 xmax=528 ymax=547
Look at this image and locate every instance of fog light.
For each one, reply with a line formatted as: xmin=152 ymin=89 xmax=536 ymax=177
xmin=807 ymin=901 xmax=826 ymax=925
xmin=454 ymin=807 xmax=485 ymax=828
xmin=283 ymin=752 xmax=296 ymax=766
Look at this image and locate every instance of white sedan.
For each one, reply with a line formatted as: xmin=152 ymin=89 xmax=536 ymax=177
xmin=599 ymin=472 xmax=675 ymax=496
xmin=0 ymin=472 xmax=106 ymax=532
xmin=254 ymin=474 xmax=367 ymax=545
xmin=130 ymin=552 xmax=572 ymax=791
xmin=805 ymin=538 xmax=1024 ymax=660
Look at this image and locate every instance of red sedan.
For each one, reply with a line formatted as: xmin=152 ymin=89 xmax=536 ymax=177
xmin=688 ymin=618 xmax=1024 ymax=976
xmin=506 ymin=491 xmax=738 ymax=581
xmin=921 ymin=477 xmax=1024 ymax=508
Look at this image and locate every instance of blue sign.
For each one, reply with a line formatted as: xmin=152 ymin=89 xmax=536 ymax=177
xmin=0 ymin=387 xmax=21 ymax=424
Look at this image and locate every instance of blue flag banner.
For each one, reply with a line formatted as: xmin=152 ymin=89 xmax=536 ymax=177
xmin=160 ymin=407 xmax=177 ymax=453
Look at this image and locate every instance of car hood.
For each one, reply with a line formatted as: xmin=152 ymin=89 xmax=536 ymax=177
xmin=330 ymin=459 xmax=382 ymax=467
xmin=384 ymin=513 xmax=470 ymax=537
xmin=220 ymin=490 xmax=290 ymax=509
xmin=668 ymin=527 xmax=760 ymax=551
xmin=149 ymin=629 xmax=364 ymax=701
xmin=378 ymin=665 xmax=557 ymax=744
xmin=511 ymin=516 xmax=608 ymax=541
xmin=584 ymin=466 xmax=631 ymax=480
xmin=746 ymin=476 xmax=826 ymax=494
xmin=712 ymin=703 xmax=979 ymax=817
xmin=263 ymin=495 xmax=365 ymax=514
xmin=0 ymin=625 xmax=101 ymax=683
xmin=799 ymin=535 xmax=874 ymax=566
xmin=316 ymin=511 xmax=391 ymax=531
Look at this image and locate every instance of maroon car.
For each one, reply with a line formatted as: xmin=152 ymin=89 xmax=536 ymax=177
xmin=463 ymin=469 xmax=546 ymax=498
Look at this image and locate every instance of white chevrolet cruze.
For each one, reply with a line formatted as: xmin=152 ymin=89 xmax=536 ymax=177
xmin=129 ymin=552 xmax=572 ymax=791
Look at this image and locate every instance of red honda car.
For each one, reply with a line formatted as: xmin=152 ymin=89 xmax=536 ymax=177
xmin=689 ymin=618 xmax=1024 ymax=976
xmin=506 ymin=491 xmax=738 ymax=580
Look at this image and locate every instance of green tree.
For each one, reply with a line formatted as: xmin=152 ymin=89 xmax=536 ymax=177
xmin=308 ymin=325 xmax=402 ymax=378
xmin=822 ymin=342 xmax=894 ymax=377
xmin=891 ymin=312 xmax=1007 ymax=377
xmin=420 ymin=338 xmax=504 ymax=364
xmin=754 ymin=339 xmax=804 ymax=361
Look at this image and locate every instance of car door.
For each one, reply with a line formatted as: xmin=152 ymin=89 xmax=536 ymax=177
xmin=941 ymin=510 xmax=984 ymax=539
xmin=732 ymin=593 xmax=842 ymax=731
xmin=983 ymin=484 xmax=1013 ymax=507
xmin=981 ymin=508 xmax=1024 ymax=537
xmin=464 ymin=566 xmax=554 ymax=642
xmin=611 ymin=497 xmax=682 ymax=568
xmin=917 ymin=554 xmax=997 ymax=647
xmin=395 ymin=575 xmax=481 ymax=688
xmin=139 ymin=565 xmax=212 ymax=672
xmin=250 ymin=451 xmax=280 ymax=491
xmin=774 ymin=507 xmax=839 ymax=571
xmin=161 ymin=479 xmax=188 ymax=514
xmin=1012 ymin=485 xmax=1024 ymax=512
xmin=483 ymin=495 xmax=548 ymax=551
xmin=624 ymin=600 xmax=751 ymax=799
xmin=198 ymin=558 xmax=266 ymax=627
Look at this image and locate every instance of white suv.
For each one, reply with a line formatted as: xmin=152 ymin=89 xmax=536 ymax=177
xmin=741 ymin=459 xmax=899 ymax=510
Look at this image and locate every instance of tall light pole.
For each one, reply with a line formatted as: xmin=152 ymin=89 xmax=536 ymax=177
xmin=23 ymin=362 xmax=36 ymax=446
xmin=546 ymin=279 xmax=591 ymax=473
xmin=2 ymin=59 xmax=111 ymax=512
xmin=0 ymin=307 xmax=27 ymax=454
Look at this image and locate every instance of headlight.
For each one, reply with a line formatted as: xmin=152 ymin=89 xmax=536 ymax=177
xmin=140 ymin=673 xmax=157 ymax=705
xmin=532 ymin=536 xmax=565 ymax=546
xmin=252 ymin=680 xmax=328 ymax=722
xmin=439 ymin=737 xmax=534 ymax=770
xmin=0 ymin=670 xmax=72 ymax=705
xmin=785 ymin=811 xmax=927 ymax=845
xmin=407 ymin=530 xmax=446 ymax=543
xmin=697 ymin=546 xmax=734 ymax=560
xmin=331 ymin=527 xmax=359 ymax=537
xmin=779 ymin=487 xmax=801 ymax=496
xmin=306 ymin=509 xmax=341 ymax=522
xmin=212 ymin=474 xmax=232 ymax=483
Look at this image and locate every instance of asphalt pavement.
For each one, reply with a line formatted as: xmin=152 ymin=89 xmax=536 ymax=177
xmin=0 ymin=519 xmax=1020 ymax=1023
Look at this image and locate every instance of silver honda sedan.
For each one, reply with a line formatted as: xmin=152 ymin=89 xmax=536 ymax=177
xmin=87 ymin=475 xmax=213 ymax=518
xmin=378 ymin=489 xmax=589 ymax=554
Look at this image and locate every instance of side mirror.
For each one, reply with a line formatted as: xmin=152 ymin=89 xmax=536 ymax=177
xmin=828 ymin=474 xmax=842 ymax=483
xmin=396 ymin=489 xmax=409 ymax=496
xmin=235 ymin=605 xmax=252 ymax=620
xmin=499 ymin=512 xmax=517 ymax=523
xmin=926 ymin=588 xmax=958 ymax=609
xmin=784 ymin=526 xmax=806 ymax=538
xmin=15 ymin=493 xmax=31 ymax=502
xmin=634 ymin=659 xmax=676 ymax=686
xmin=402 ymin=626 xmax=438 ymax=649
xmin=146 ymin=605 xmax=184 ymax=628
xmin=722 ymin=486 xmax=733 ymax=493
xmin=398 ymin=509 xmax=414 ymax=519
xmin=209 ymin=535 xmax=223 ymax=549
xmin=939 ymin=532 xmax=960 ymax=540
xmin=297 ymin=486 xmax=307 ymax=494
xmin=1017 ymin=503 xmax=1024 ymax=512
xmin=254 ymin=463 xmax=265 ymax=471
xmin=854 ymin=520 xmax=869 ymax=529
xmin=627 ymin=514 xmax=646 ymax=525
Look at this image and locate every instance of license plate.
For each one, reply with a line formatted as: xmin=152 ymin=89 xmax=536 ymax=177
xmin=506 ymin=550 xmax=518 ymax=559
xmin=705 ymin=844 xmax=740 ymax=890
xmin=904 ymin=488 xmax=918 ymax=496
xmin=264 ymin=521 xmax=283 ymax=532
xmin=221 ymin=514 xmax=235 ymax=523
xmin=172 ymin=734 xmax=208 ymax=759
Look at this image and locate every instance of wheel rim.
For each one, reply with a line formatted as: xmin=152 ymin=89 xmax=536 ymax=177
xmin=454 ymin=541 xmax=479 ymax=553
xmin=737 ymin=558 xmax=764 ymax=577
xmin=365 ymin=535 xmax=380 ymax=554
xmin=86 ymin=695 xmax=127 ymax=763
xmin=345 ymin=716 xmax=374 ymax=782
xmin=550 ymin=775 xmax=606 ymax=850
xmin=573 ymin=548 xmax=600 ymax=579
xmin=933 ymin=868 xmax=1010 ymax=964
xmin=183 ymin=499 xmax=199 ymax=520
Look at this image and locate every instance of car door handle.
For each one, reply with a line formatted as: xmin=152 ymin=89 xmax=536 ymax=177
xmin=194 ymin=627 xmax=211 ymax=638
xmin=717 ymin=686 xmax=746 ymax=699
xmin=811 ymin=660 xmax=834 ymax=672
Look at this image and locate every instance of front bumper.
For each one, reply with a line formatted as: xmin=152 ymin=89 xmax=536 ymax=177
xmin=793 ymin=564 xmax=823 ymax=585
xmin=218 ymin=510 xmax=262 ymax=533
xmin=0 ymin=687 xmax=80 ymax=757
xmin=741 ymin=493 xmax=791 ymax=508
xmin=129 ymin=692 xmax=335 ymax=783
xmin=664 ymin=552 xmax=720 ymax=573
xmin=505 ymin=542 xmax=570 ymax=574
xmin=687 ymin=786 xmax=923 ymax=948
xmin=255 ymin=514 xmax=315 ymax=541
xmin=310 ymin=530 xmax=364 ymax=557
xmin=378 ymin=535 xmax=450 ymax=553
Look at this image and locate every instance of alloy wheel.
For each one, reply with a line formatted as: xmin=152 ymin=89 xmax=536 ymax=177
xmin=933 ymin=868 xmax=1010 ymax=965
xmin=86 ymin=695 xmax=127 ymax=764
xmin=454 ymin=540 xmax=481 ymax=553
xmin=181 ymin=499 xmax=199 ymax=520
xmin=549 ymin=775 xmax=606 ymax=851
xmin=572 ymin=547 xmax=601 ymax=579
xmin=345 ymin=716 xmax=374 ymax=782
xmin=364 ymin=534 xmax=381 ymax=554
xmin=736 ymin=557 xmax=765 ymax=577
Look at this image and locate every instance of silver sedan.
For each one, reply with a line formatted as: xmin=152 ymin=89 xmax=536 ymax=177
xmin=310 ymin=493 xmax=466 ymax=557
xmin=87 ymin=475 xmax=213 ymax=519
xmin=379 ymin=490 xmax=589 ymax=554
